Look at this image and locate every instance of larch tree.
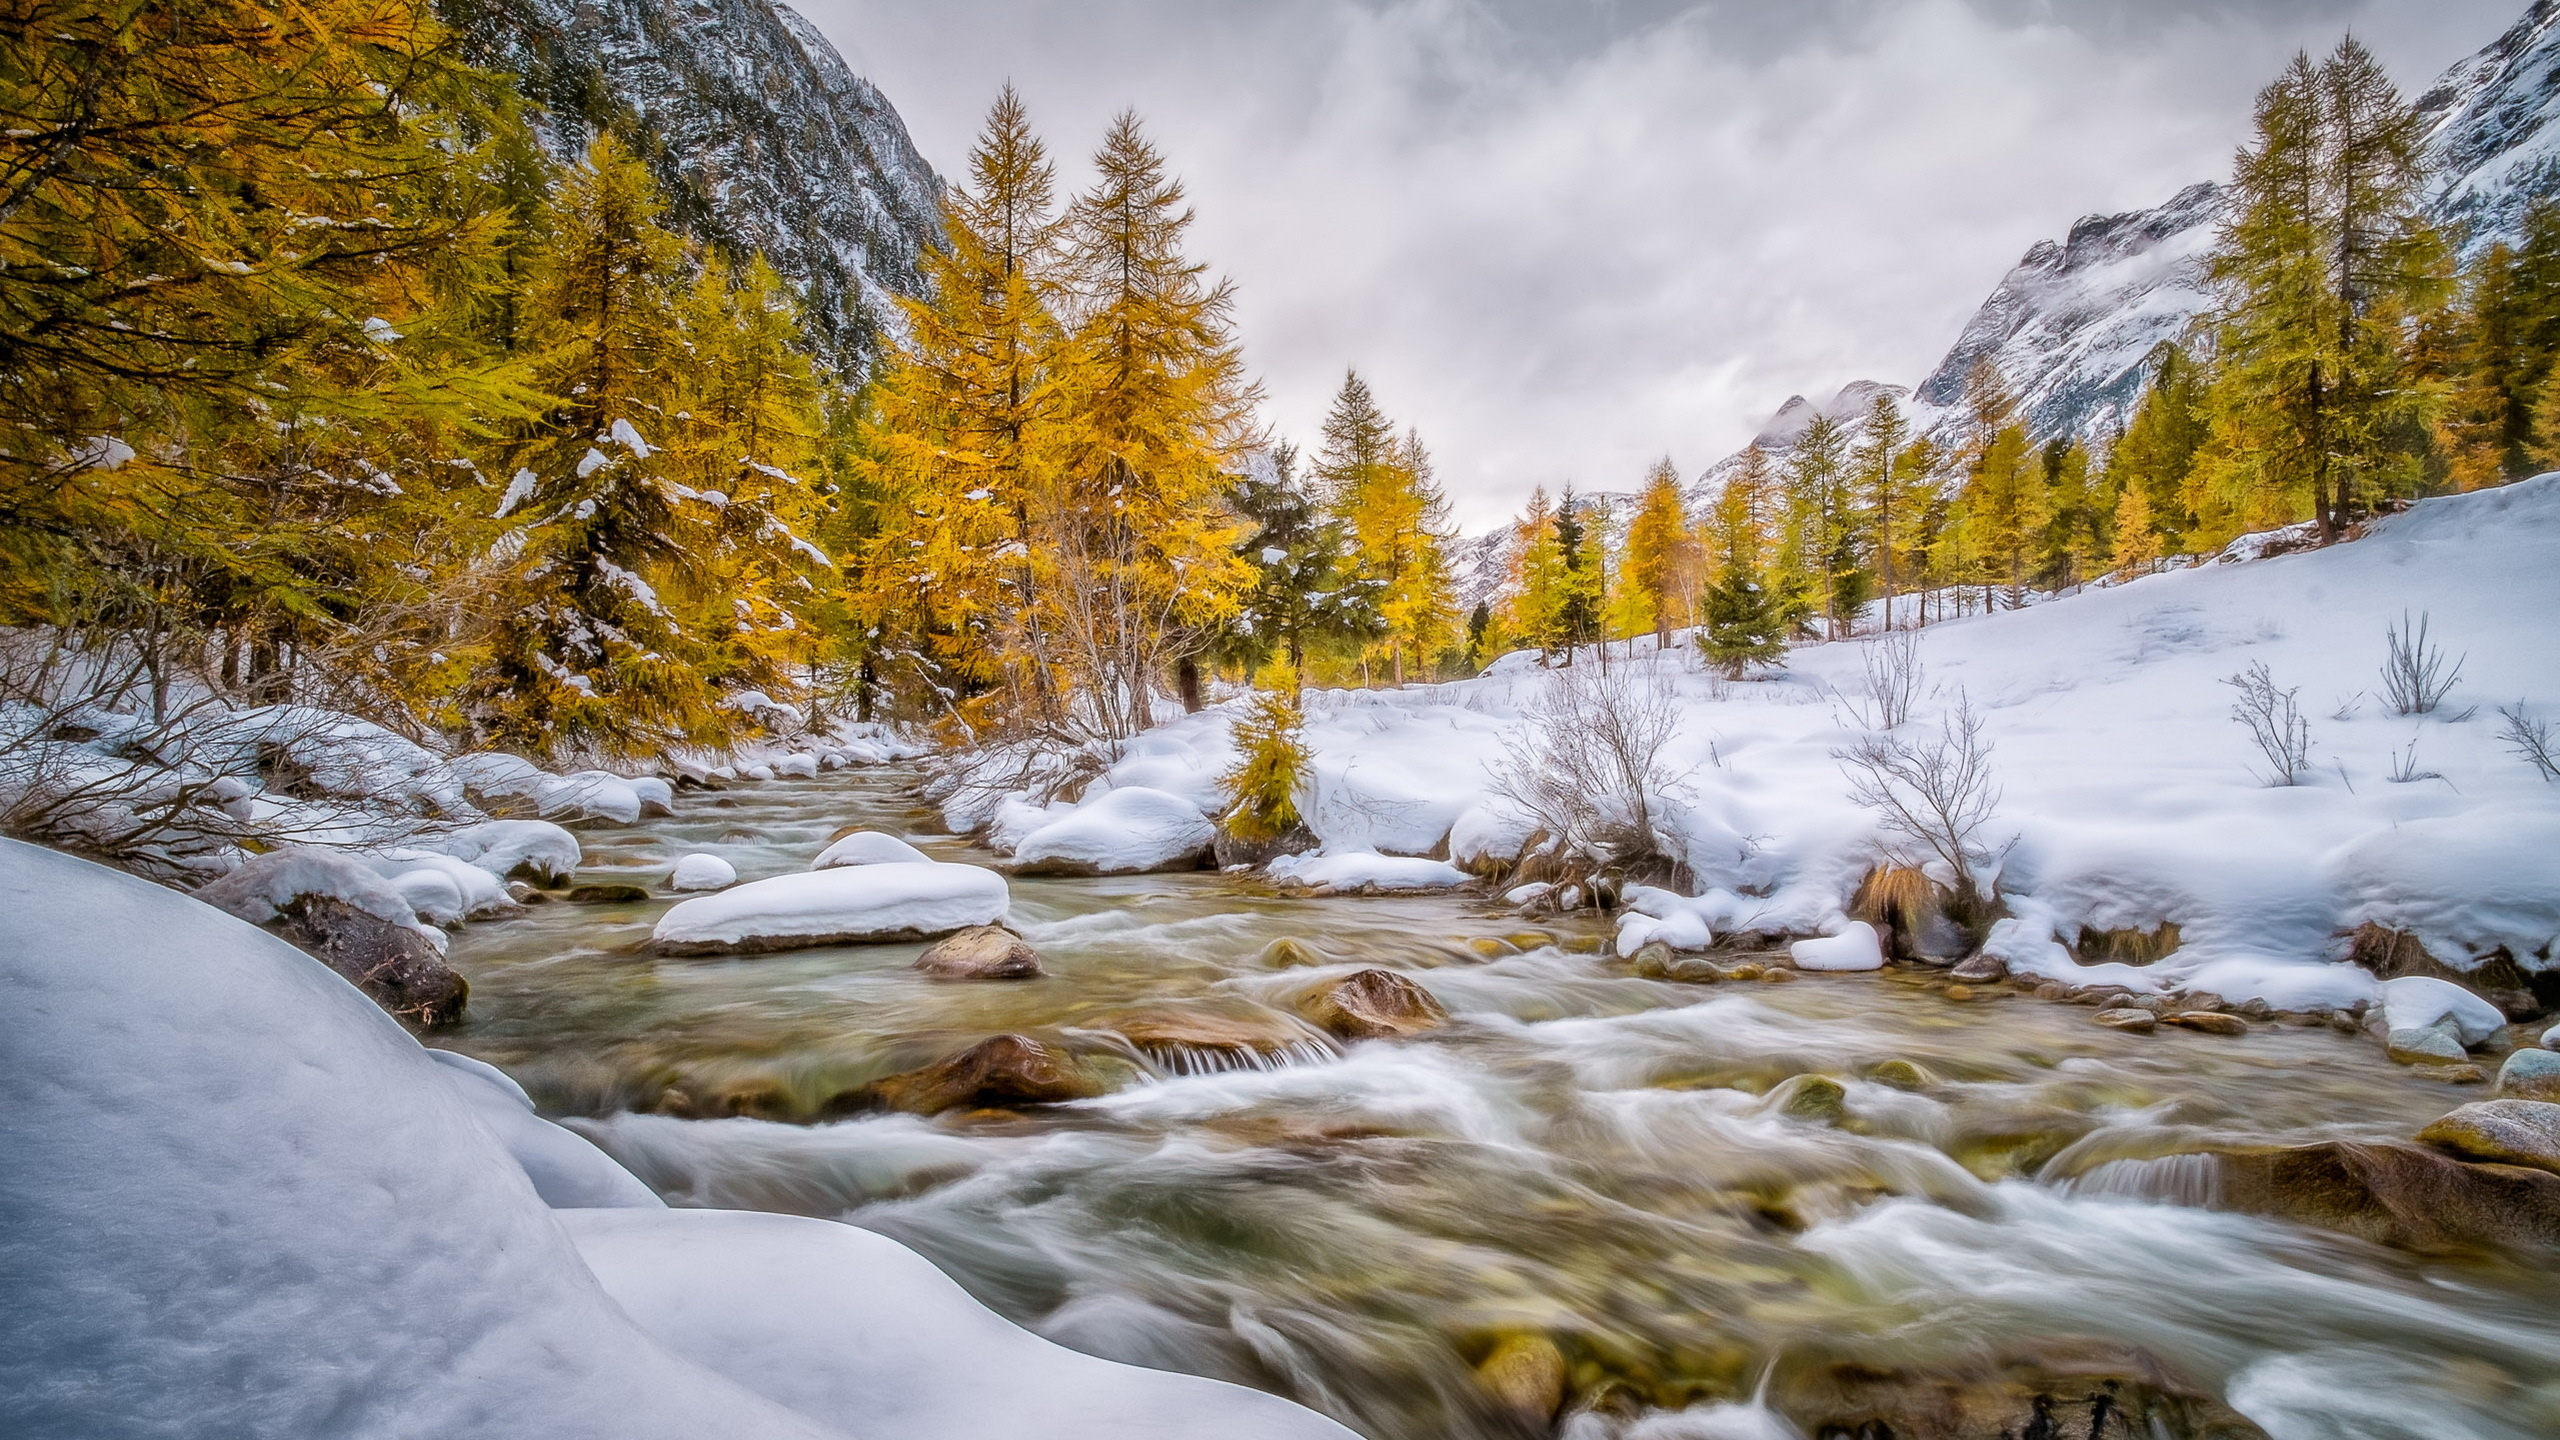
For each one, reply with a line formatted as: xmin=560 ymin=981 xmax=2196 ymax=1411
xmin=2112 ymin=343 xmax=2210 ymax=554
xmin=1614 ymin=458 xmax=1697 ymax=647
xmin=2199 ymin=38 xmax=2447 ymax=540
xmin=1849 ymin=394 xmax=1911 ymax=629
xmin=1050 ymin=111 xmax=1257 ymax=732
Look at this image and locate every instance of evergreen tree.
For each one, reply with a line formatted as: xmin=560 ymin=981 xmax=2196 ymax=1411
xmin=1315 ymin=373 xmax=1454 ymax=684
xmin=1697 ymin=558 xmax=1787 ymax=679
xmin=1049 ymin=111 xmax=1258 ymax=734
xmin=1613 ymin=458 xmax=1697 ymax=647
xmin=1782 ymin=413 xmax=1860 ymax=637
xmin=1223 ymin=442 xmax=1361 ymax=683
xmin=2112 ymin=343 xmax=2210 ymax=553
xmin=1849 ymin=394 xmax=1913 ymax=629
xmin=2198 ymin=38 xmax=2447 ymax=541
xmin=1552 ymin=488 xmax=1605 ymax=661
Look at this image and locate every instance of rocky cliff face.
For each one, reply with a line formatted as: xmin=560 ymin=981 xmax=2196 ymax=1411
xmin=2418 ymin=0 xmax=2560 ymax=256
xmin=443 ymin=0 xmax=944 ymax=377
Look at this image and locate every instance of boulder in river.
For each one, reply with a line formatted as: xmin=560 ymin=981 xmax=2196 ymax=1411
xmin=567 ymin=883 xmax=651 ymax=904
xmin=1301 ymin=969 xmax=1447 ymax=1041
xmin=666 ymin=854 xmax=735 ymax=891
xmin=275 ymin=896 xmax=468 ymax=1029
xmin=2162 ymin=1011 xmax=2249 ymax=1036
xmin=2213 ymin=1138 xmax=2560 ymax=1252
xmin=2386 ymin=1016 xmax=2470 ymax=1065
xmin=1109 ymin=1005 xmax=1330 ymax=1072
xmin=865 ymin=1034 xmax=1103 ymax=1115
xmin=1472 ymin=1334 xmax=1566 ymax=1426
xmin=913 ymin=925 xmax=1044 ymax=980
xmin=1948 ymin=953 xmax=2006 ymax=983
xmin=811 ymin=829 xmax=931 ymax=869
xmin=2093 ymin=1007 xmax=2158 ymax=1033
xmin=652 ymin=861 xmax=1009 ymax=956
xmin=1010 ymin=787 xmax=1215 ymax=876
xmin=2496 ymin=1047 xmax=2560 ymax=1101
xmin=1773 ymin=1338 xmax=2271 ymax=1440
xmin=2417 ymin=1099 xmax=2560 ymax=1177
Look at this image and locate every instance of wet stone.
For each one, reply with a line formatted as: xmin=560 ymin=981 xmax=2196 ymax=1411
xmin=2094 ymin=1008 xmax=2159 ymax=1034
xmin=2164 ymin=1012 xmax=2250 ymax=1036
xmin=1473 ymin=1334 xmax=1566 ymax=1426
xmin=865 ymin=1034 xmax=1103 ymax=1116
xmin=912 ymin=925 xmax=1044 ymax=980
xmin=1865 ymin=1058 xmax=1936 ymax=1091
xmin=1303 ymin=969 xmax=1447 ymax=1041
xmin=2409 ymin=1062 xmax=2489 ymax=1085
xmin=2498 ymin=1048 xmax=2560 ymax=1101
xmin=1948 ymin=954 xmax=2006 ymax=983
xmin=2418 ymin=1100 xmax=2560 ymax=1176
xmin=565 ymin=883 xmax=651 ymax=904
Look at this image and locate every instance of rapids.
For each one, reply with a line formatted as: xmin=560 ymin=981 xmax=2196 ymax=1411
xmin=438 ymin=767 xmax=2560 ymax=1440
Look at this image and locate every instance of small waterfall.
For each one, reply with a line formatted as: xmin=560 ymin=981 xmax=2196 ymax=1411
xmin=1142 ymin=1039 xmax=1341 ymax=1078
xmin=2052 ymin=1153 xmax=2225 ymax=1209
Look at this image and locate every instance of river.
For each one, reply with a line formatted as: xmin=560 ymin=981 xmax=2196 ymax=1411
xmin=437 ymin=765 xmax=2560 ymax=1440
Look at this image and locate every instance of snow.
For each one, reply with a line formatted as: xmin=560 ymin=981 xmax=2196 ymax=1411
xmin=197 ymin=846 xmax=444 ymax=942
xmin=452 ymin=749 xmax=548 ymax=800
xmin=361 ymin=849 xmax=516 ymax=923
xmin=2380 ymin=975 xmax=2508 ymax=1047
xmin=1013 ymin=786 xmax=1215 ymax=874
xmin=1791 ymin=921 xmax=1886 ymax=972
xmin=954 ymin=477 xmax=2560 ymax=1009
xmin=1616 ymin=886 xmax=1718 ymax=952
xmin=812 ymin=829 xmax=931 ymax=869
xmin=564 ymin=1208 xmax=1360 ymax=1440
xmin=670 ymin=853 xmax=738 ymax=891
xmin=540 ymin=770 xmax=645 ymax=825
xmin=495 ymin=467 xmax=539 ymax=519
xmin=1266 ymin=849 xmax=1471 ymax=891
xmin=420 ymin=818 xmax=583 ymax=885
xmin=3 ymin=837 xmax=1353 ymax=1439
xmin=653 ymin=861 xmax=1010 ymax=953
xmin=608 ymin=417 xmax=654 ymax=457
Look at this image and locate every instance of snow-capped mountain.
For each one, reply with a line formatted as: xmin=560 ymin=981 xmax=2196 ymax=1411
xmin=1689 ymin=0 xmax=2560 ymax=491
xmin=446 ymin=0 xmax=944 ymax=377
xmin=1907 ymin=182 xmax=2219 ymax=451
xmin=2419 ymin=0 xmax=2560 ymax=255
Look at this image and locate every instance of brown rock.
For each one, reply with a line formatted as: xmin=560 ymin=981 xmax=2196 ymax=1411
xmin=1111 ymin=1005 xmax=1324 ymax=1072
xmin=2417 ymin=1100 xmax=2560 ymax=1177
xmin=866 ymin=1034 xmax=1103 ymax=1116
xmin=1948 ymin=954 xmax=2007 ymax=983
xmin=1258 ymin=937 xmax=1331 ymax=968
xmin=2163 ymin=1011 xmax=2249 ymax=1036
xmin=2093 ymin=1008 xmax=2159 ymax=1033
xmin=275 ymin=896 xmax=468 ymax=1029
xmin=1774 ymin=1338 xmax=2269 ymax=1440
xmin=1758 ymin=966 xmax=1798 ymax=984
xmin=2348 ymin=922 xmax=2545 ymax=1020
xmin=1474 ymin=1335 xmax=1566 ymax=1425
xmin=2034 ymin=982 xmax=2070 ymax=1001
xmin=2215 ymin=1139 xmax=2560 ymax=1252
xmin=565 ymin=883 xmax=651 ymax=904
xmin=1865 ymin=1058 xmax=1936 ymax=1091
xmin=2496 ymin=1048 xmax=2560 ymax=1101
xmin=1303 ymin=969 xmax=1448 ymax=1041
xmin=913 ymin=925 xmax=1044 ymax=980
xmin=2409 ymin=1062 xmax=2488 ymax=1085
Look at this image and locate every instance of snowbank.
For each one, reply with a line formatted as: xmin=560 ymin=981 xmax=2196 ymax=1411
xmin=198 ymin=846 xmax=443 ymax=942
xmin=653 ymin=862 xmax=1011 ymax=954
xmin=812 ymin=830 xmax=931 ymax=869
xmin=1791 ymin=921 xmax=1886 ymax=972
xmin=1013 ymin=786 xmax=1214 ymax=875
xmin=0 ymin=838 xmax=1359 ymax=1440
xmin=1267 ymin=849 xmax=1471 ymax=892
xmin=948 ymin=477 xmax=2560 ymax=1008
xmin=420 ymin=818 xmax=583 ymax=886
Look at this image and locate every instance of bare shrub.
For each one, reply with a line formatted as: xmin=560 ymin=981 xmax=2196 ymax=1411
xmin=2380 ymin=611 xmax=2464 ymax=716
xmin=1835 ymin=691 xmax=2005 ymax=900
xmin=2224 ymin=661 xmax=2312 ymax=786
xmin=2501 ymin=702 xmax=2559 ymax=782
xmin=1842 ymin=627 xmax=1927 ymax=730
xmin=1492 ymin=661 xmax=1689 ymax=880
xmin=2384 ymin=735 xmax=2441 ymax=785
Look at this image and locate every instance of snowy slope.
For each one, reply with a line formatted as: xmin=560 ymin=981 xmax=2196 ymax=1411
xmin=972 ymin=477 xmax=2560 ymax=1008
xmin=447 ymin=0 xmax=944 ymax=376
xmin=0 ymin=838 xmax=1359 ymax=1440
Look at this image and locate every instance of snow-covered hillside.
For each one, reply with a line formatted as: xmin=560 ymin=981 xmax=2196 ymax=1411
xmin=2420 ymin=0 xmax=2560 ymax=255
xmin=968 ymin=477 xmax=2560 ymax=1012
xmin=448 ymin=0 xmax=944 ymax=376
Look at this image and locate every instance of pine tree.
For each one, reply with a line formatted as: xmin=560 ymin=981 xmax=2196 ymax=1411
xmin=2112 ymin=343 xmax=2210 ymax=553
xmin=1850 ymin=394 xmax=1913 ymax=629
xmin=2198 ymin=38 xmax=2447 ymax=540
xmin=1048 ymin=111 xmax=1258 ymax=735
xmin=1552 ymin=489 xmax=1605 ymax=661
xmin=1614 ymin=458 xmax=1698 ymax=647
xmin=1223 ymin=442 xmax=1361 ymax=683
xmin=1698 ymin=558 xmax=1787 ymax=679
xmin=1782 ymin=413 xmax=1861 ymax=637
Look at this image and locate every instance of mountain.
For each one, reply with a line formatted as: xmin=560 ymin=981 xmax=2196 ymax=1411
xmin=1696 ymin=0 xmax=2560 ymax=485
xmin=443 ymin=0 xmax=944 ymax=377
xmin=2418 ymin=0 xmax=2560 ymax=255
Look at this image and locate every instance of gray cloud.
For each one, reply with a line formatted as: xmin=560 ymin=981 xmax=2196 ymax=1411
xmin=800 ymin=0 xmax=2518 ymax=527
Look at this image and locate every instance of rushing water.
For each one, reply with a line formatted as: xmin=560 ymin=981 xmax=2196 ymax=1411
xmin=439 ymin=767 xmax=2560 ymax=1440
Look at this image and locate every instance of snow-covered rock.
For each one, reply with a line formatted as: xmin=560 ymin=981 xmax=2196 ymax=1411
xmin=0 ymin=837 xmax=1358 ymax=1440
xmin=363 ymin=851 xmax=518 ymax=922
xmin=1266 ymin=850 xmax=1471 ymax=892
xmin=628 ymin=776 xmax=676 ymax=816
xmin=669 ymin=853 xmax=738 ymax=891
xmin=420 ymin=819 xmax=583 ymax=886
xmin=2420 ymin=0 xmax=2560 ymax=257
xmin=1013 ymin=787 xmax=1215 ymax=875
xmin=2380 ymin=975 xmax=2509 ymax=1049
xmin=812 ymin=830 xmax=931 ymax=869
xmin=197 ymin=846 xmax=441 ymax=941
xmin=1616 ymin=887 xmax=1717 ymax=953
xmin=540 ymin=771 xmax=645 ymax=825
xmin=450 ymin=750 xmax=549 ymax=804
xmin=653 ymin=862 xmax=1010 ymax=954
xmin=1791 ymin=922 xmax=1887 ymax=973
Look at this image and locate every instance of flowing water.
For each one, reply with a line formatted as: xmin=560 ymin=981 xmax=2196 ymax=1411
xmin=439 ymin=767 xmax=2560 ymax=1440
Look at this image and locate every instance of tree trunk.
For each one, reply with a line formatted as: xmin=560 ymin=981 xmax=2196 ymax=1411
xmin=1176 ymin=657 xmax=1203 ymax=713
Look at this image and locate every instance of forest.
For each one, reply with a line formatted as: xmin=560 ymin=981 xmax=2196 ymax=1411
xmin=2 ymin=6 xmax=2553 ymax=769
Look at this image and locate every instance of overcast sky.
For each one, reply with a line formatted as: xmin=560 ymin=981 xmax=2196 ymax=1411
xmin=796 ymin=0 xmax=2519 ymax=528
